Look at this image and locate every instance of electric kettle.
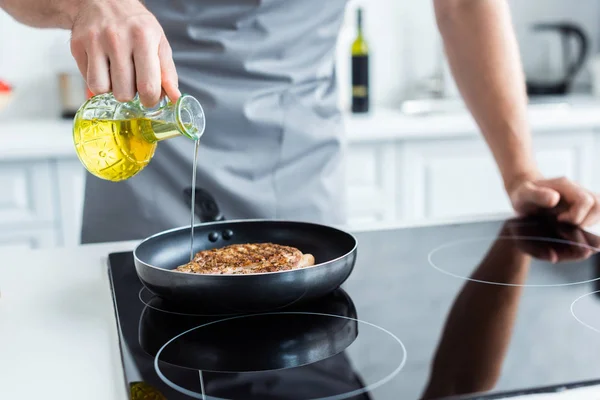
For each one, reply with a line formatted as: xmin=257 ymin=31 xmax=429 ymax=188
xmin=525 ymin=22 xmax=589 ymax=96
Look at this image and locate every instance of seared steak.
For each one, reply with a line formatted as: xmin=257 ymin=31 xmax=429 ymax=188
xmin=175 ymin=243 xmax=315 ymax=274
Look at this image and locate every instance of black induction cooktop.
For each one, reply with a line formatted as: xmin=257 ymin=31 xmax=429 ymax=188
xmin=107 ymin=217 xmax=600 ymax=399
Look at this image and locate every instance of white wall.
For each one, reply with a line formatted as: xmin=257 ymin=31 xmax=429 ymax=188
xmin=1 ymin=0 xmax=599 ymax=120
xmin=0 ymin=11 xmax=76 ymax=120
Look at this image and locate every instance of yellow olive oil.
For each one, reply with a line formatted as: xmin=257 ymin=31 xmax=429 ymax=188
xmin=73 ymin=118 xmax=181 ymax=182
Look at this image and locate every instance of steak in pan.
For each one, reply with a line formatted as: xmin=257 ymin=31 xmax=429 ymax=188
xmin=176 ymin=243 xmax=315 ymax=274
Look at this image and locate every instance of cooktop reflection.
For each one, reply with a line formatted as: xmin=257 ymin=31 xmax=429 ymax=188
xmin=108 ymin=217 xmax=600 ymax=399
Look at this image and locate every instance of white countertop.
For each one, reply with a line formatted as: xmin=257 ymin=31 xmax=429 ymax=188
xmin=345 ymin=102 xmax=600 ymax=142
xmin=0 ymin=240 xmax=137 ymax=400
xmin=3 ymin=98 xmax=600 ymax=160
xmin=3 ymin=227 xmax=600 ymax=399
xmin=344 ymin=94 xmax=600 ymax=142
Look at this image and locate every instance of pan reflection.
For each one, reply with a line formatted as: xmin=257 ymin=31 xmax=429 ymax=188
xmin=137 ymin=288 xmax=399 ymax=399
xmin=142 ymin=284 xmax=406 ymax=400
xmin=139 ymin=289 xmax=359 ymax=373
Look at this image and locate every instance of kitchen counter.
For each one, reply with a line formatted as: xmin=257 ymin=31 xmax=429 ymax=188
xmin=0 ymin=240 xmax=137 ymax=400
xmin=0 ymin=119 xmax=74 ymax=160
xmin=3 ymin=219 xmax=600 ymax=399
xmin=3 ymin=99 xmax=600 ymax=160
xmin=345 ymin=101 xmax=600 ymax=142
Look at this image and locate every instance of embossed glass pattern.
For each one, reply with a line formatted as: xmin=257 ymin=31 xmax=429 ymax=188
xmin=73 ymin=93 xmax=205 ymax=181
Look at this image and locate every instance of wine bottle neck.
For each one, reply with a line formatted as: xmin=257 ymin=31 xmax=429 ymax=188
xmin=357 ymin=9 xmax=363 ymax=34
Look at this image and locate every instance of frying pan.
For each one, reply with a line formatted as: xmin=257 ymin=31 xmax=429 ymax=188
xmin=133 ymin=188 xmax=357 ymax=312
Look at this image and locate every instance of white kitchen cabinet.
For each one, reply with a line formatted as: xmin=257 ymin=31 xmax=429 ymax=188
xmin=55 ymin=160 xmax=86 ymax=247
xmin=0 ymin=157 xmax=85 ymax=250
xmin=345 ymin=143 xmax=396 ymax=226
xmin=400 ymin=131 xmax=595 ymax=221
xmin=398 ymin=137 xmax=511 ymax=221
xmin=347 ymin=130 xmax=597 ymax=227
xmin=0 ymin=228 xmax=57 ymax=251
xmin=0 ymin=159 xmax=59 ymax=250
xmin=533 ymin=132 xmax=595 ymax=188
xmin=0 ymin=160 xmax=57 ymax=232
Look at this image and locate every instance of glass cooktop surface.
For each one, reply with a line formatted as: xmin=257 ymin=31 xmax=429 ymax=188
xmin=108 ymin=217 xmax=600 ymax=399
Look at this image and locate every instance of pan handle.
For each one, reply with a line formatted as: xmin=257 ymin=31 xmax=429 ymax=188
xmin=183 ymin=187 xmax=225 ymax=223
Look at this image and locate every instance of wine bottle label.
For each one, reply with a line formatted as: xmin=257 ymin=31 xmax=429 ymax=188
xmin=352 ymin=55 xmax=369 ymax=112
xmin=352 ymin=55 xmax=369 ymax=96
xmin=352 ymin=86 xmax=368 ymax=97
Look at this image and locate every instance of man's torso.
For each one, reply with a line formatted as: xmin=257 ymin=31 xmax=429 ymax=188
xmin=81 ymin=0 xmax=349 ymax=244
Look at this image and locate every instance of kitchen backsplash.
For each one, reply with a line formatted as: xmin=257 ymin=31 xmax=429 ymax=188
xmin=0 ymin=0 xmax=598 ymax=120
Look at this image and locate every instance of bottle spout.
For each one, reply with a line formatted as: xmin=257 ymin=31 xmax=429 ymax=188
xmin=176 ymin=94 xmax=206 ymax=141
xmin=143 ymin=94 xmax=206 ymax=142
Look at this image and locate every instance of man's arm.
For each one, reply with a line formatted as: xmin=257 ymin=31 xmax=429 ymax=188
xmin=0 ymin=0 xmax=79 ymax=29
xmin=434 ymin=0 xmax=600 ymax=227
xmin=0 ymin=0 xmax=179 ymax=107
xmin=434 ymin=0 xmax=534 ymax=189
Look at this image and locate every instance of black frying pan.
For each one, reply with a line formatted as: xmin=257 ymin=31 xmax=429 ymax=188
xmin=133 ymin=188 xmax=357 ymax=313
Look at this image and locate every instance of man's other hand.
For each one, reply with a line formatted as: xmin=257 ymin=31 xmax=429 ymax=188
xmin=508 ymin=176 xmax=600 ymax=227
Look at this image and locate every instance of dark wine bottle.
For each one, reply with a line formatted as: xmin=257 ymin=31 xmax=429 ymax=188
xmin=351 ymin=8 xmax=369 ymax=113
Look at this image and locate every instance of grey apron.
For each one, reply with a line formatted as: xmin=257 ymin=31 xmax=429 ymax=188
xmin=81 ymin=0 xmax=348 ymax=244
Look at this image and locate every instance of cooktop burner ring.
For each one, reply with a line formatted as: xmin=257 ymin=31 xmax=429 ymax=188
xmin=153 ymin=312 xmax=407 ymax=400
xmin=570 ymin=290 xmax=600 ymax=334
xmin=428 ymin=235 xmax=600 ymax=287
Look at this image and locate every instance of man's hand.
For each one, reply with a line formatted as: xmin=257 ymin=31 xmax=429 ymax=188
xmin=69 ymin=0 xmax=180 ymax=107
xmin=508 ymin=176 xmax=600 ymax=227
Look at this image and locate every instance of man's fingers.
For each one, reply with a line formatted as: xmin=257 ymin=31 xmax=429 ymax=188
xmin=134 ymin=50 xmax=162 ymax=107
xmin=133 ymin=28 xmax=162 ymax=108
xmin=109 ymin=54 xmax=136 ymax=103
xmin=512 ymin=181 xmax=560 ymax=215
xmin=557 ymin=191 xmax=595 ymax=226
xmin=86 ymin=45 xmax=111 ymax=95
xmin=159 ymin=38 xmax=181 ymax=102
xmin=69 ymin=0 xmax=179 ymax=106
xmin=581 ymin=196 xmax=600 ymax=228
xmin=539 ymin=178 xmax=594 ymax=226
xmin=70 ymin=39 xmax=88 ymax=83
xmin=104 ymin=27 xmax=136 ymax=103
xmin=523 ymin=183 xmax=561 ymax=208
